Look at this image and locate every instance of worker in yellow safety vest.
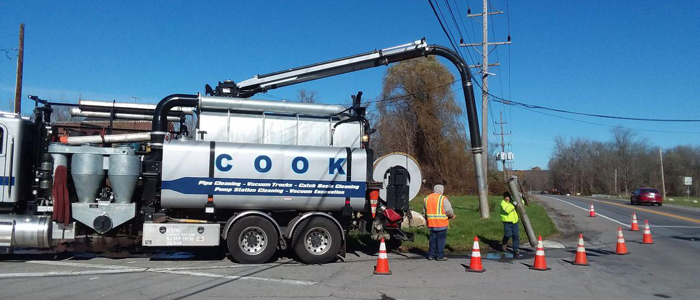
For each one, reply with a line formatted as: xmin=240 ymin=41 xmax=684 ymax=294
xmin=422 ymin=185 xmax=455 ymax=261
xmin=500 ymin=191 xmax=520 ymax=257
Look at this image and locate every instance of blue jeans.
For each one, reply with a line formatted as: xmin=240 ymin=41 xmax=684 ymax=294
xmin=503 ymin=222 xmax=520 ymax=253
xmin=428 ymin=228 xmax=447 ymax=259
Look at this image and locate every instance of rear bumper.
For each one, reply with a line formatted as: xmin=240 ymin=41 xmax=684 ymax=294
xmin=639 ymin=198 xmax=662 ymax=203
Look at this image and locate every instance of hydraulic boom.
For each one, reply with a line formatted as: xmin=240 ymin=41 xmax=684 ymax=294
xmin=199 ymin=39 xmax=490 ymax=217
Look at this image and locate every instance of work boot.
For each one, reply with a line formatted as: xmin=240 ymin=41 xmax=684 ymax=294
xmin=501 ymin=244 xmax=507 ymax=252
xmin=436 ymin=257 xmax=448 ymax=261
xmin=512 ymin=251 xmax=519 ymax=259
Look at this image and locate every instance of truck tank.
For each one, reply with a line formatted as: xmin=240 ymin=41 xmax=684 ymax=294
xmin=160 ymin=140 xmax=368 ymax=211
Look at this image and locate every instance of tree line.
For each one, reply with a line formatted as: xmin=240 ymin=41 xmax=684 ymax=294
xmin=547 ymin=127 xmax=699 ymax=197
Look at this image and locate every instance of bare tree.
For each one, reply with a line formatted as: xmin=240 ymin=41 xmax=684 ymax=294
xmin=51 ymin=105 xmax=77 ymax=122
xmin=545 ymin=128 xmax=694 ymax=197
xmin=297 ymin=89 xmax=319 ymax=103
xmin=374 ymin=56 xmax=475 ymax=193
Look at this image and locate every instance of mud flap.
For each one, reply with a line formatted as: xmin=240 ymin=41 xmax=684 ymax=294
xmin=338 ymin=239 xmax=346 ymax=258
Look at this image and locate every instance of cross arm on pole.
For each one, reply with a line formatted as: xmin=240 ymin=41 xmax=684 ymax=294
xmin=467 ymin=11 xmax=504 ymax=17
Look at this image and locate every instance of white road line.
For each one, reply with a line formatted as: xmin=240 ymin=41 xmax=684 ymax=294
xmin=540 ymin=195 xmax=630 ymax=228
xmin=0 ymin=269 xmax=141 ymax=278
xmin=27 ymin=260 xmax=146 ymax=270
xmin=155 ymin=264 xmax=278 ymax=271
xmin=651 ymin=225 xmax=700 ymax=229
xmin=28 ymin=260 xmax=277 ymax=271
xmin=17 ymin=260 xmax=316 ymax=286
xmin=149 ymin=269 xmax=316 ymax=286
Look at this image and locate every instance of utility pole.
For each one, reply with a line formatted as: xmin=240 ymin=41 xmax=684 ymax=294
xmin=659 ymin=148 xmax=666 ymax=202
xmin=462 ymin=0 xmax=511 ymax=186
xmin=494 ymin=111 xmax=510 ymax=181
xmin=14 ymin=23 xmax=25 ymax=114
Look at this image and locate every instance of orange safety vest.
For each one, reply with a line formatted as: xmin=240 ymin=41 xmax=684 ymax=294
xmin=424 ymin=193 xmax=449 ymax=228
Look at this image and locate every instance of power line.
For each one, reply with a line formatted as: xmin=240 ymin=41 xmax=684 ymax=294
xmin=510 ymin=104 xmax=700 ymax=134
xmin=0 ymin=48 xmax=17 ymax=60
xmin=453 ymin=0 xmax=473 ymax=45
xmin=450 ymin=0 xmax=479 ymax=67
xmin=491 ymin=96 xmax=700 ymax=123
xmin=436 ymin=0 xmax=473 ymax=64
xmin=445 ymin=0 xmax=466 ymax=41
xmin=464 ymin=1 xmax=480 ymax=50
xmin=504 ymin=0 xmax=513 ymax=152
xmin=428 ymin=0 xmax=461 ymax=57
xmin=505 ymin=0 xmax=512 ymax=100
xmin=462 ymin=70 xmax=700 ymax=123
xmin=436 ymin=1 xmax=468 ymax=62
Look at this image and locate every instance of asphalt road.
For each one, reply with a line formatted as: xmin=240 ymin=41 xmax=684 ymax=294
xmin=538 ymin=195 xmax=700 ymax=298
xmin=544 ymin=194 xmax=700 ymax=250
xmin=0 ymin=195 xmax=698 ymax=300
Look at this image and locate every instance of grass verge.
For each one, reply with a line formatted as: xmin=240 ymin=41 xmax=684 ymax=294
xmin=665 ymin=196 xmax=700 ymax=208
xmin=348 ymin=195 xmax=559 ymax=255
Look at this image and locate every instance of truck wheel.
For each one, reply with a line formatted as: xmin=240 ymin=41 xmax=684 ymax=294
xmin=292 ymin=217 xmax=341 ymax=264
xmin=227 ymin=216 xmax=278 ymax=264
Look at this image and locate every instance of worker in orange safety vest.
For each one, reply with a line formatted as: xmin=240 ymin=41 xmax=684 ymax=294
xmin=422 ymin=184 xmax=456 ymax=261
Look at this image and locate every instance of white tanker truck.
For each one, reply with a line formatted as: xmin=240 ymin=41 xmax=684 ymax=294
xmin=0 ymin=39 xmax=489 ymax=264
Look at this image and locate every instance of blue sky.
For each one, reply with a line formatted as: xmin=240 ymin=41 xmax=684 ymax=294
xmin=1 ymin=1 xmax=698 ymax=170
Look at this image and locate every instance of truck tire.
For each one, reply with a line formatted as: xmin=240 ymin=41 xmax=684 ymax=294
xmin=227 ymin=216 xmax=278 ymax=264
xmin=292 ymin=217 xmax=341 ymax=264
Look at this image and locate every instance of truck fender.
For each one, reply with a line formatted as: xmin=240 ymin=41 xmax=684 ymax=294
xmin=221 ymin=211 xmax=283 ymax=244
xmin=284 ymin=212 xmax=345 ymax=245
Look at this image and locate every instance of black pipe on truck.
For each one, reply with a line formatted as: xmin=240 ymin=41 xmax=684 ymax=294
xmin=141 ymin=94 xmax=198 ymax=206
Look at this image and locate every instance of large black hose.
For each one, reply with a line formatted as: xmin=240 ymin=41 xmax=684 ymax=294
xmin=150 ymin=94 xmax=198 ymax=146
xmin=144 ymin=94 xmax=198 ymax=171
xmin=425 ymin=45 xmax=489 ymax=217
xmin=425 ymin=45 xmax=481 ymax=149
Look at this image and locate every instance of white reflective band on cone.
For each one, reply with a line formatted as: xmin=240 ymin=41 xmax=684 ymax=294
xmin=577 ymin=246 xmax=586 ymax=252
xmin=379 ymin=251 xmax=388 ymax=259
xmin=536 ymin=250 xmax=545 ymax=256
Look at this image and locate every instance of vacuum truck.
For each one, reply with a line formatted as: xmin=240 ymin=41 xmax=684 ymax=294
xmin=0 ymin=39 xmax=488 ymax=264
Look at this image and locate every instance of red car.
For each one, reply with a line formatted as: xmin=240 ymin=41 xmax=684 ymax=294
xmin=631 ymin=188 xmax=663 ymax=206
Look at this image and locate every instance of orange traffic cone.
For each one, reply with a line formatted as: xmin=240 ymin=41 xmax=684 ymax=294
xmin=369 ymin=190 xmax=379 ymax=219
xmin=615 ymin=227 xmax=630 ymax=255
xmin=573 ymin=233 xmax=589 ymax=266
xmin=373 ymin=238 xmax=392 ymax=275
xmin=530 ymin=236 xmax=551 ymax=271
xmin=589 ymin=203 xmax=596 ymax=217
xmin=630 ymin=212 xmax=640 ymax=231
xmin=466 ymin=236 xmax=485 ymax=273
xmin=642 ymin=220 xmax=654 ymax=244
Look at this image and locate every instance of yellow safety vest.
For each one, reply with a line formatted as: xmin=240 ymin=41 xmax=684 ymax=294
xmin=424 ymin=193 xmax=449 ymax=228
xmin=500 ymin=200 xmax=519 ymax=223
